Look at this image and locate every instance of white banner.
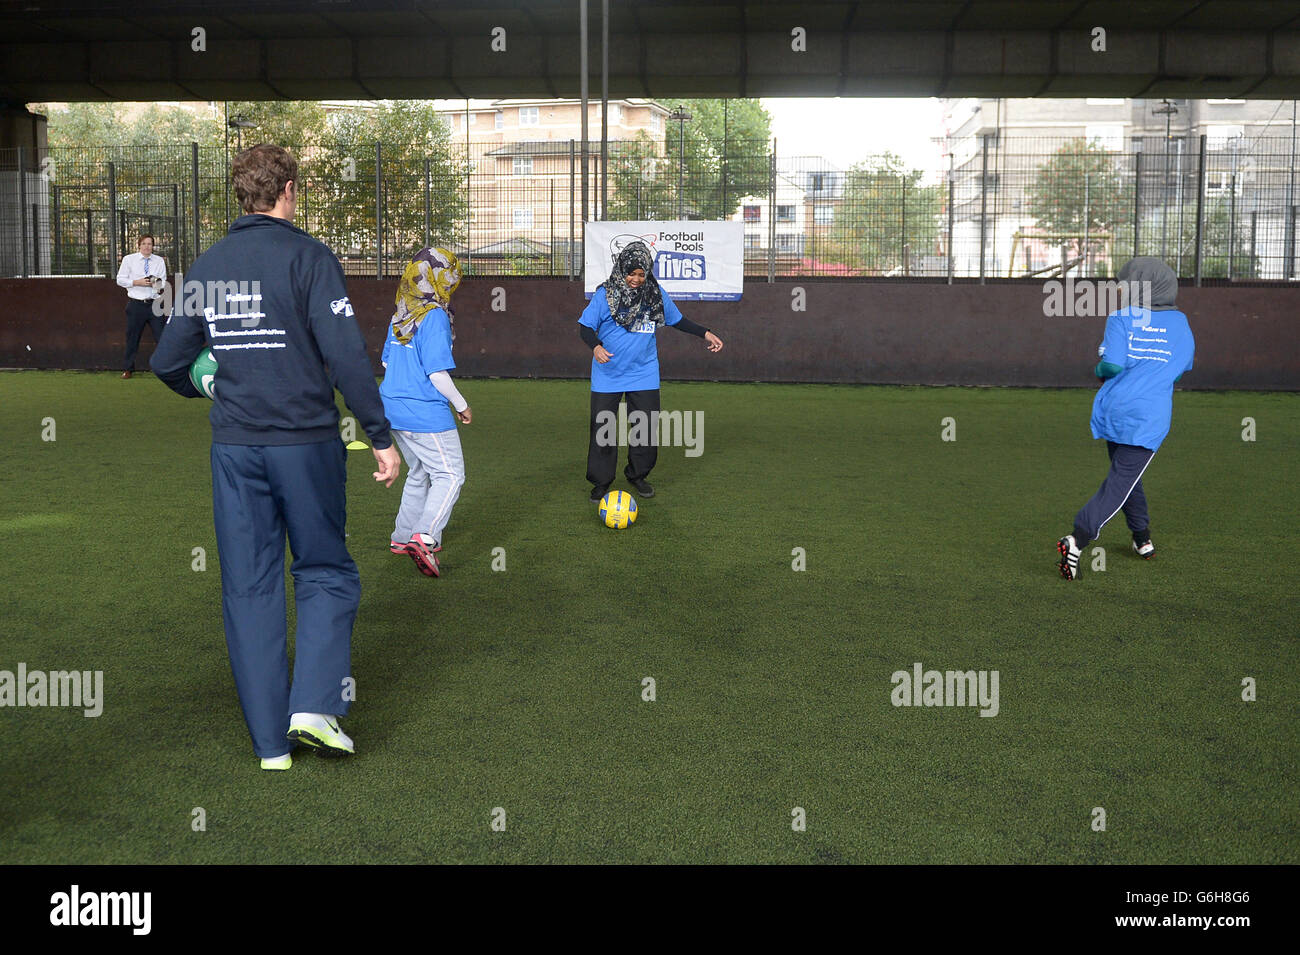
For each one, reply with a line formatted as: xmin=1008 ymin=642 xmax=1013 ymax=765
xmin=584 ymin=221 xmax=744 ymax=301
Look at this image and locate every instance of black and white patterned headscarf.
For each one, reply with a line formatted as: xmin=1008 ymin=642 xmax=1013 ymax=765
xmin=602 ymin=241 xmax=664 ymax=329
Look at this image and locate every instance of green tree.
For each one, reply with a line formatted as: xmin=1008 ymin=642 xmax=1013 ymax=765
xmin=1026 ymin=139 xmax=1128 ymax=275
xmin=37 ymin=100 xmax=324 ymax=151
xmin=309 ymin=100 xmax=467 ymax=273
xmin=1150 ymin=194 xmax=1258 ymax=279
xmin=605 ymin=99 xmax=772 ymax=221
xmin=128 ymin=103 xmax=222 ymax=148
xmin=37 ymin=103 xmax=130 ymax=148
xmin=825 ymin=152 xmax=942 ymax=274
xmin=33 ymin=103 xmax=225 ymax=273
xmin=222 ymin=100 xmax=327 ymax=151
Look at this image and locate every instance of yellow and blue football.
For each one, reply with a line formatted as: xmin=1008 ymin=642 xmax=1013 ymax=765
xmin=598 ymin=490 xmax=637 ymax=529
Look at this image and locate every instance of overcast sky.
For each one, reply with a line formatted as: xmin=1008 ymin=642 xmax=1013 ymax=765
xmin=761 ymin=97 xmax=946 ymax=172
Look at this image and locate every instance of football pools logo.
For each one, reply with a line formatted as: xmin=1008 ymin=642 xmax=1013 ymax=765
xmin=654 ymin=249 xmax=706 ymax=280
xmin=608 ymin=234 xmax=707 ymax=284
xmin=609 ymin=233 xmax=658 ymax=266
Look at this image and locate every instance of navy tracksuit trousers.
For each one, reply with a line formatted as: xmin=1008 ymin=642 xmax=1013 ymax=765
xmin=1073 ymin=441 xmax=1155 ymax=546
xmin=211 ymin=439 xmax=358 ymax=758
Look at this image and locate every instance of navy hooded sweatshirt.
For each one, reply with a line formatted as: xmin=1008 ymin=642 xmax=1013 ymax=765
xmin=151 ymin=214 xmax=391 ymax=450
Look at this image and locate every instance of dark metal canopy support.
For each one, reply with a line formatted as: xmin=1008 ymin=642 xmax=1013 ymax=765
xmin=579 ymin=0 xmax=589 ymax=277
xmin=601 ymin=0 xmax=609 ymax=221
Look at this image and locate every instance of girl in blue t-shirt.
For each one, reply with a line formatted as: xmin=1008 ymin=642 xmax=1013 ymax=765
xmin=381 ymin=247 xmax=471 ymax=578
xmin=577 ymin=241 xmax=723 ymax=502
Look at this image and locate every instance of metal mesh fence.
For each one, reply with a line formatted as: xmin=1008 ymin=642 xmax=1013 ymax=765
xmin=2 ymin=134 xmax=1298 ymax=281
xmin=953 ymin=134 xmax=1296 ymax=281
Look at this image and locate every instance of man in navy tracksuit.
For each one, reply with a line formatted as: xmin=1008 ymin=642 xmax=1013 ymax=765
xmin=151 ymin=145 xmax=400 ymax=770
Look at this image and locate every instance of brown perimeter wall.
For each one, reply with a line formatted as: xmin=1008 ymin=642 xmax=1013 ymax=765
xmin=1 ymin=278 xmax=1296 ymax=390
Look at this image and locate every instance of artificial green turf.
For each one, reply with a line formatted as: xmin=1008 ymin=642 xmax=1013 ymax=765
xmin=1 ymin=373 xmax=1296 ymax=864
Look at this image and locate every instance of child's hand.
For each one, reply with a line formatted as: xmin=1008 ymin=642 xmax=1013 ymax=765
xmin=593 ymin=345 xmax=614 ymax=363
xmin=457 ymin=406 xmax=472 ymax=425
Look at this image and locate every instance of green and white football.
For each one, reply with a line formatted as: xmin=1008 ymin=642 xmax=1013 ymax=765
xmin=189 ymin=346 xmax=218 ymax=400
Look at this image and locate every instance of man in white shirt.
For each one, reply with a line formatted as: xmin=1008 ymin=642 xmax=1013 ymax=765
xmin=115 ymin=234 xmax=167 ymax=379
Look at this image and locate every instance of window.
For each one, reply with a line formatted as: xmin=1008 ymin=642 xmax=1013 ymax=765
xmin=519 ymin=106 xmax=540 ymax=126
xmin=744 ymin=234 xmax=761 ymax=249
xmin=608 ymin=103 xmax=622 ymax=126
xmin=512 ymin=156 xmax=533 ymax=175
xmin=775 ymin=205 xmax=796 ymax=223
xmin=649 ymin=110 xmax=662 ymax=132
xmin=513 ymin=209 xmax=534 ymax=229
xmin=807 ymin=172 xmax=837 ymax=196
xmin=1206 ymin=125 xmax=1244 ymax=150
xmin=494 ymin=110 xmax=504 ymax=129
xmin=1086 ymin=98 xmax=1125 ymax=106
xmin=743 ymin=205 xmax=762 ymax=222
xmin=814 ymin=204 xmax=834 ymax=226
xmin=1205 ymin=171 xmax=1244 ymax=197
xmin=775 ymin=234 xmax=801 ymax=252
xmin=1084 ymin=124 xmax=1124 ymax=151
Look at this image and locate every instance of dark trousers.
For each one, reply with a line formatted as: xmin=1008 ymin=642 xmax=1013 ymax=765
xmin=587 ymin=389 xmax=660 ymax=489
xmin=211 ymin=439 xmax=360 ymax=758
xmin=123 ymin=299 xmax=165 ymax=371
xmin=1073 ymin=441 xmax=1155 ymax=546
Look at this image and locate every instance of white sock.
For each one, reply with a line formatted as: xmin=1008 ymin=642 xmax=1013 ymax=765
xmin=290 ymin=712 xmax=336 ymax=729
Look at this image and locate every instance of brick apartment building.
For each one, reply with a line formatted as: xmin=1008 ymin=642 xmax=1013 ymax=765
xmin=439 ymin=98 xmax=671 ymax=268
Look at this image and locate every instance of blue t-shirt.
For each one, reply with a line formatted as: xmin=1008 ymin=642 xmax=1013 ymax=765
xmin=579 ymin=289 xmax=683 ymax=393
xmin=379 ymin=308 xmax=457 ymax=433
xmin=1090 ymin=307 xmax=1195 ymax=451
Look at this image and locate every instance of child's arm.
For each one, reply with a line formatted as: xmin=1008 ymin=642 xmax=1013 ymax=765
xmin=1094 ymin=313 xmax=1128 ymax=380
xmin=428 ymin=369 xmax=470 ymax=423
xmin=579 ymin=297 xmax=614 ymax=363
xmin=663 ymin=293 xmax=723 ymax=352
xmin=671 ymin=316 xmax=709 ymax=338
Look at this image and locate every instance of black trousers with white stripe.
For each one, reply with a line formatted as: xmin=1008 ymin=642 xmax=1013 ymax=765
xmin=1073 ymin=441 xmax=1154 ymax=546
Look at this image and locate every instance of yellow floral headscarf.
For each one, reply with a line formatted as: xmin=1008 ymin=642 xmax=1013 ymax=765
xmin=391 ymin=247 xmax=461 ymax=345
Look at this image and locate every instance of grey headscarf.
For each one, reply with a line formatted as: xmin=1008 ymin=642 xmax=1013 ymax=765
xmin=1118 ymin=257 xmax=1178 ymax=311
